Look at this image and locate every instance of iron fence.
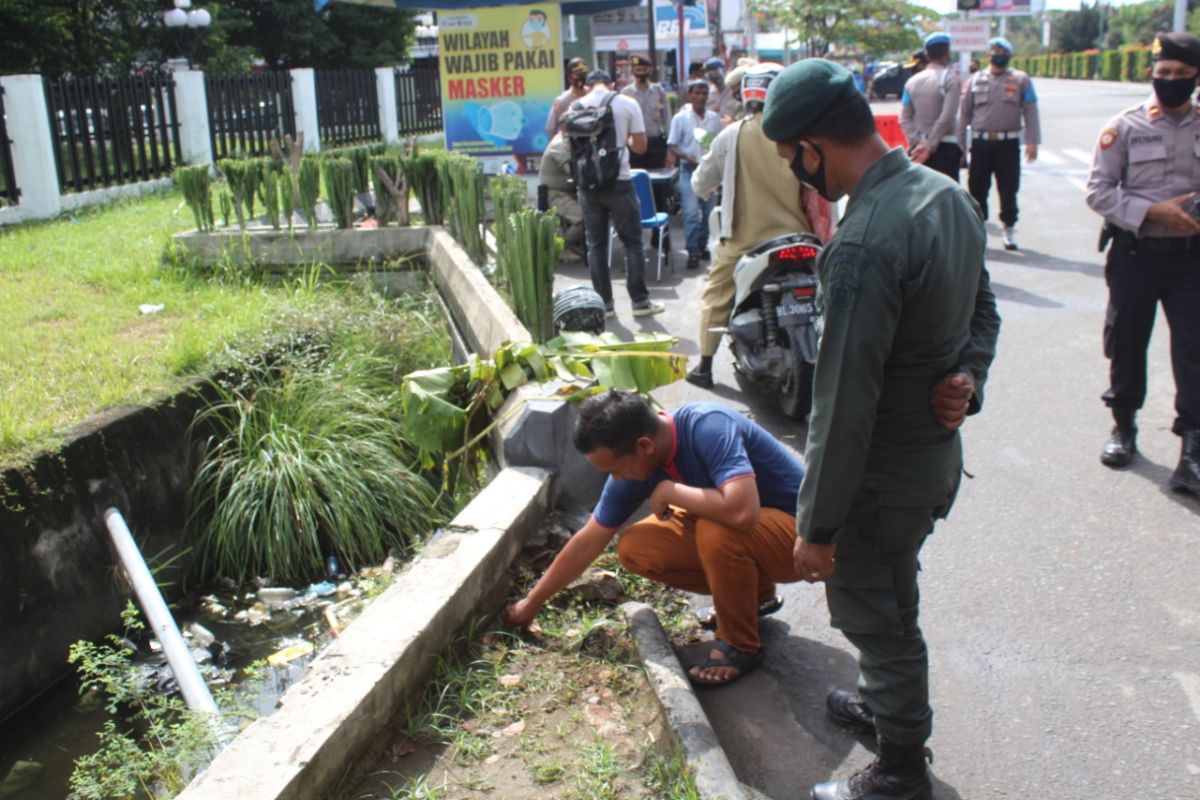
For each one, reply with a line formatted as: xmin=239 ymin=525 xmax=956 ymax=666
xmin=206 ymin=71 xmax=296 ymax=160
xmin=316 ymin=69 xmax=380 ymax=148
xmin=394 ymin=63 xmax=442 ymax=136
xmin=43 ymin=72 xmax=182 ymax=194
xmin=0 ymin=86 xmax=19 ymax=205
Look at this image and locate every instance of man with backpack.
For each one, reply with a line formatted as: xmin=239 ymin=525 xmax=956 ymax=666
xmin=563 ymin=70 xmax=665 ymax=318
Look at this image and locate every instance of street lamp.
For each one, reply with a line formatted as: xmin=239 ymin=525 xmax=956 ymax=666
xmin=164 ymin=0 xmax=210 ymax=68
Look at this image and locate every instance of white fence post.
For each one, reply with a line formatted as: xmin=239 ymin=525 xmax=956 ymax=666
xmin=1 ymin=74 xmax=62 ymax=220
xmin=173 ymin=70 xmax=213 ymax=166
xmin=291 ymin=68 xmax=321 ymax=153
xmin=376 ymin=67 xmax=399 ymax=145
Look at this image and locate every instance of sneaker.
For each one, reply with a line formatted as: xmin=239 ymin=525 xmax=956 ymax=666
xmin=631 ymin=300 xmax=666 ymax=317
xmin=604 ymin=306 xmax=616 ymax=320
xmin=685 ymin=367 xmax=714 ymax=389
xmin=1002 ymin=226 xmax=1018 ymax=251
xmin=686 ymin=254 xmax=702 ymax=270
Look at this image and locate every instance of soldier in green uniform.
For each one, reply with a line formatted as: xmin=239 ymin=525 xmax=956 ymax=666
xmin=762 ymin=60 xmax=1001 ymax=800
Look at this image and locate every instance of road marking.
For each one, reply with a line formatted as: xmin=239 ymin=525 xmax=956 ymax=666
xmin=1064 ymin=148 xmax=1094 ymax=165
xmin=1173 ymin=671 xmax=1200 ymax=723
xmin=1037 ymin=150 xmax=1066 ymax=166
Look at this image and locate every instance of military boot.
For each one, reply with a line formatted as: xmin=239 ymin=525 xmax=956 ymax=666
xmin=811 ymin=741 xmax=932 ymax=800
xmin=826 ymin=689 xmax=877 ymax=734
xmin=1169 ymin=430 xmax=1200 ymax=494
xmin=1100 ymin=408 xmax=1137 ymax=467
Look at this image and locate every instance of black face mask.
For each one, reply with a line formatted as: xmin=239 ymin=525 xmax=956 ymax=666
xmin=990 ymin=53 xmax=1011 ymax=69
xmin=790 ymin=141 xmax=834 ymax=202
xmin=1152 ymin=76 xmax=1197 ymax=109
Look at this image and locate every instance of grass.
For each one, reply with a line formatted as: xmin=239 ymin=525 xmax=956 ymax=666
xmin=337 ymin=540 xmax=704 ymax=800
xmin=0 ymin=188 xmax=386 ymax=465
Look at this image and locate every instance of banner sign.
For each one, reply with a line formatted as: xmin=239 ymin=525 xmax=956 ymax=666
xmin=652 ymin=1 xmax=709 ymax=40
xmin=945 ymin=19 xmax=991 ymax=51
xmin=971 ymin=0 xmax=1044 ymax=16
xmin=438 ymin=4 xmax=562 ymax=168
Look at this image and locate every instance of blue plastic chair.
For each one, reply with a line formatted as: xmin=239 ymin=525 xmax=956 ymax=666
xmin=609 ymin=169 xmax=673 ymax=281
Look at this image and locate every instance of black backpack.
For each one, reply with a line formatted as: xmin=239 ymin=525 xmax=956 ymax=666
xmin=561 ymin=91 xmax=622 ymax=191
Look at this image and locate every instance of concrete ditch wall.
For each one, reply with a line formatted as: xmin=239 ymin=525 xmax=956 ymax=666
xmin=0 ymin=383 xmax=220 ymax=721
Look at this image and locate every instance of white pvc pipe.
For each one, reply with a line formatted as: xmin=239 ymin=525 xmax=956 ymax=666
xmin=104 ymin=508 xmax=220 ymax=716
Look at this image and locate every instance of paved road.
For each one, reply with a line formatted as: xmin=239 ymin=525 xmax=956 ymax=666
xmin=553 ymin=77 xmax=1199 ymax=800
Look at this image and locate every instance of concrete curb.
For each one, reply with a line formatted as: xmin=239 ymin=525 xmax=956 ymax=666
xmin=621 ymin=602 xmax=749 ymax=800
xmin=177 ymin=466 xmax=551 ymax=800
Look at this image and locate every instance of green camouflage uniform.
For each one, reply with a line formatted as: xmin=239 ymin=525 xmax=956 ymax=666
xmin=797 ymin=148 xmax=1000 ymax=746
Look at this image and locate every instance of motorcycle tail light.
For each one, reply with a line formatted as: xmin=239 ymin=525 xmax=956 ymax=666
xmin=770 ymin=244 xmax=820 ymax=269
xmin=792 ymin=287 xmax=815 ymax=298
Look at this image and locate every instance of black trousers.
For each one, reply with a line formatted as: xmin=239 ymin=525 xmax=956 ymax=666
xmin=923 ymin=142 xmax=962 ymax=183
xmin=968 ymin=138 xmax=1020 ymax=226
xmin=1103 ymin=241 xmax=1200 ymax=434
xmin=629 ymin=135 xmax=667 ymax=170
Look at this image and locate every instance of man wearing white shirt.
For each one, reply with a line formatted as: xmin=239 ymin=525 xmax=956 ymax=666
xmin=668 ymin=80 xmax=723 ymax=270
xmin=572 ymin=70 xmax=665 ymax=318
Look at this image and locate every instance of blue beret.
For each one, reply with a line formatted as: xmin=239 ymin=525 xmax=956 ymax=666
xmin=761 ymin=59 xmax=859 ymax=143
xmin=924 ymin=32 xmax=951 ymax=48
xmin=705 ymin=57 xmax=724 ymax=70
xmin=989 ymin=37 xmax=1014 ymax=53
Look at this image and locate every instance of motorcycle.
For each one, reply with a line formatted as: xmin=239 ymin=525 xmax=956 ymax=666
xmin=716 ymin=232 xmax=823 ymax=420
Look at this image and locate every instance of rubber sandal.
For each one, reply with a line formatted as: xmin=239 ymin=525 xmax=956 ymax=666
xmin=686 ymin=640 xmax=764 ymax=688
xmin=697 ymin=594 xmax=784 ymax=632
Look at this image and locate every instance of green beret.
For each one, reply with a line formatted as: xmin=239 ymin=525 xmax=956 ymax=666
xmin=761 ymin=59 xmax=859 ymax=142
xmin=1152 ymin=32 xmax=1200 ymax=68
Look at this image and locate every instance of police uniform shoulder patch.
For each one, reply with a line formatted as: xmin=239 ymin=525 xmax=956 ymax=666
xmin=1099 ymin=128 xmax=1118 ymax=149
xmin=821 ymin=252 xmax=863 ymax=314
xmin=1148 ymin=103 xmax=1162 ymax=119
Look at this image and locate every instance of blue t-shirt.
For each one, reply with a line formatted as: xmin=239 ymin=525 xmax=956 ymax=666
xmin=591 ymin=403 xmax=806 ymax=528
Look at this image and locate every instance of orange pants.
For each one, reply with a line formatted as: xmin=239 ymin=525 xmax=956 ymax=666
xmin=616 ymin=506 xmax=803 ymax=653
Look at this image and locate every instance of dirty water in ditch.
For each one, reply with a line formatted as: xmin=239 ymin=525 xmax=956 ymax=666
xmin=0 ymin=520 xmax=704 ymax=800
xmin=0 ymin=559 xmax=393 ymax=799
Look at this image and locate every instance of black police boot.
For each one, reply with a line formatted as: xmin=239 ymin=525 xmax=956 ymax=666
xmin=1169 ymin=430 xmax=1200 ymax=494
xmin=1100 ymin=408 xmax=1137 ymax=467
xmin=826 ymin=689 xmax=877 ymax=734
xmin=811 ymin=740 xmax=933 ymax=800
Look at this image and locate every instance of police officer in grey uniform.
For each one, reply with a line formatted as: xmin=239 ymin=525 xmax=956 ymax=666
xmin=959 ymin=36 xmax=1041 ymax=250
xmin=900 ymin=31 xmax=962 ymax=181
xmin=1085 ymin=32 xmax=1200 ymax=494
xmin=763 ymin=59 xmax=1000 ymax=800
xmin=623 ymin=54 xmax=671 ymax=169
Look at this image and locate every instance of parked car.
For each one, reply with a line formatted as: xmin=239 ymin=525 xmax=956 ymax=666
xmin=869 ymin=63 xmax=914 ymax=100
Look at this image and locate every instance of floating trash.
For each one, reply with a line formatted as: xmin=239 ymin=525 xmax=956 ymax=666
xmin=266 ymin=641 xmax=314 ymax=668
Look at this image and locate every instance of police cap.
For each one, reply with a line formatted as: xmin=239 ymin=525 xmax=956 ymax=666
xmin=904 ymin=49 xmax=928 ymax=68
xmin=629 ymin=54 xmax=652 ymax=68
xmin=988 ymin=37 xmax=1014 ymax=53
xmin=761 ymin=59 xmax=859 ymax=143
xmin=1152 ymin=32 xmax=1200 ymax=68
xmin=924 ymin=31 xmax=951 ymax=48
xmin=567 ymin=57 xmax=590 ymax=75
xmin=586 ymin=69 xmax=612 ymax=86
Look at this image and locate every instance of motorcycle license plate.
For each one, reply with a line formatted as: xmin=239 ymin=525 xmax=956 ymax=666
xmin=777 ymin=301 xmax=815 ymax=324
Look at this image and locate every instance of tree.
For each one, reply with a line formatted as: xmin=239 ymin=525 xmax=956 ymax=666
xmin=751 ymin=0 xmax=938 ymax=60
xmin=1101 ymin=1 xmax=1174 ymax=49
xmin=0 ymin=0 xmax=415 ymax=76
xmin=1053 ymin=2 xmax=1101 ymax=52
xmin=217 ymin=0 xmax=415 ymax=70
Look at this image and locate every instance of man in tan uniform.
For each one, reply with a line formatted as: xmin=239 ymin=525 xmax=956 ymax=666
xmin=900 ymin=31 xmax=962 ymax=181
xmin=686 ymin=63 xmax=812 ymax=388
xmin=705 ymin=56 xmax=738 ymax=121
xmin=1085 ymin=31 xmax=1200 ymax=494
xmin=959 ymin=36 xmax=1041 ymax=250
xmin=537 ymin=132 xmax=585 ymax=262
